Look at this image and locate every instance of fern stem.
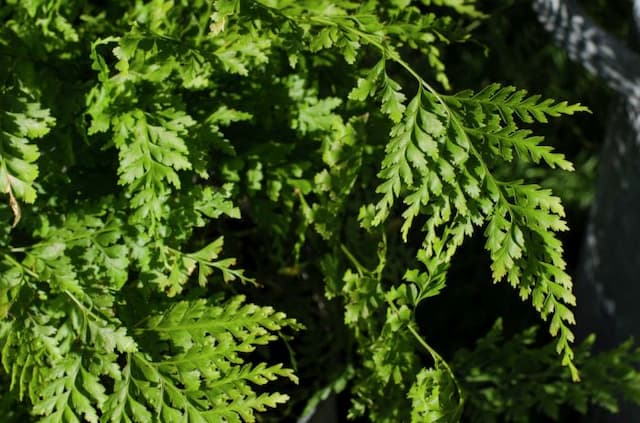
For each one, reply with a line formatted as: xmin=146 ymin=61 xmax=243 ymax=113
xmin=307 ymin=15 xmax=447 ymax=107
xmin=339 ymin=243 xmax=367 ymax=277
xmin=389 ymin=296 xmax=466 ymax=413
xmin=2 ymin=253 xmax=38 ymax=279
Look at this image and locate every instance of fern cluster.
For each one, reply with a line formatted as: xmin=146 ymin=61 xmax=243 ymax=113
xmin=1 ymin=0 xmax=639 ymax=422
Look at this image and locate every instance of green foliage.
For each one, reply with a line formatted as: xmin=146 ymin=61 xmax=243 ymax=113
xmin=0 ymin=90 xmax=55 ymax=225
xmin=454 ymin=320 xmax=640 ymax=422
xmin=1 ymin=0 xmax=639 ymax=422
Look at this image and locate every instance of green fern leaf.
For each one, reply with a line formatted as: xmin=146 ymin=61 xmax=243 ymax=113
xmin=32 ymin=354 xmax=107 ymax=423
xmin=101 ymin=297 xmax=299 ymax=422
xmin=409 ymin=367 xmax=461 ymax=423
xmin=450 ymin=83 xmax=589 ymax=125
xmin=380 ymin=71 xmax=407 ymax=123
xmin=0 ymin=92 xmax=55 ymax=224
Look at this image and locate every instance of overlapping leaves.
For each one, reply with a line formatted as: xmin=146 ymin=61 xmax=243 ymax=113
xmin=0 ymin=91 xmax=55 ymax=226
xmin=233 ymin=0 xmax=592 ymax=418
xmin=454 ymin=320 xmax=640 ymax=422
xmin=0 ymin=0 xmax=632 ymax=422
xmin=350 ymin=52 xmax=586 ymax=379
xmin=99 ymin=296 xmax=299 ymax=423
xmin=0 ymin=294 xmax=297 ymax=423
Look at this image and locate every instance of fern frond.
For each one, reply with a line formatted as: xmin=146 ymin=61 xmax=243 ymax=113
xmin=369 ymin=80 xmax=584 ymax=379
xmin=470 ymin=126 xmax=574 ymax=170
xmin=142 ymin=296 xmax=295 ymax=348
xmin=409 ymin=366 xmax=461 ymax=423
xmin=32 ymin=354 xmax=108 ymax=423
xmin=449 ymin=83 xmax=589 ymax=125
xmin=150 ymin=237 xmax=253 ymax=297
xmin=102 ymin=297 xmax=299 ymax=422
xmin=0 ymin=92 xmax=55 ymax=225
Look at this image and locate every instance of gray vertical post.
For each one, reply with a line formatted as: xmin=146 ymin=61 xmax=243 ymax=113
xmin=532 ymin=1 xmax=640 ymax=421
